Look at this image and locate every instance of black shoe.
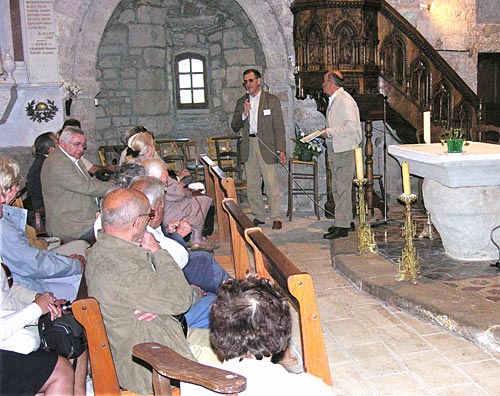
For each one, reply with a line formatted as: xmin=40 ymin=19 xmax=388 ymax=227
xmin=323 ymin=227 xmax=349 ymax=239
xmin=272 ymin=220 xmax=282 ymax=230
xmin=328 ymin=222 xmax=355 ymax=232
xmin=253 ymin=218 xmax=265 ymax=226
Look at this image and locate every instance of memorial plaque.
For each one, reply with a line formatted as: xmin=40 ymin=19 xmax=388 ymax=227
xmin=24 ymin=0 xmax=59 ymax=82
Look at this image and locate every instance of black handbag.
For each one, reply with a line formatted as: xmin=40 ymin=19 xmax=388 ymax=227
xmin=38 ymin=313 xmax=88 ymax=361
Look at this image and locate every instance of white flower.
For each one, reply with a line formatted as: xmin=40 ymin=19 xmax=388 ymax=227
xmin=65 ymin=84 xmax=82 ymax=98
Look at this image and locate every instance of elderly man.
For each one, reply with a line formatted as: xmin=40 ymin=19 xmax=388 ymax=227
xmin=86 ymin=188 xmax=219 ymax=394
xmin=0 ymin=157 xmax=85 ymax=301
xmin=231 ymin=68 xmax=287 ymax=230
xmin=140 ymin=158 xmax=213 ymax=248
xmin=26 ymin=132 xmax=59 ymax=231
xmin=129 ymin=176 xmax=230 ymax=295
xmin=320 ymin=70 xmax=362 ymax=240
xmin=41 ymin=127 xmax=109 ymax=243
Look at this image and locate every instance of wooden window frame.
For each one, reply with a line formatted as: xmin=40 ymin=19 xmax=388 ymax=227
xmin=175 ymin=53 xmax=208 ymax=110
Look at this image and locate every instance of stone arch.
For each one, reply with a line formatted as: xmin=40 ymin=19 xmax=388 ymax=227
xmin=55 ymin=0 xmax=292 ymax=150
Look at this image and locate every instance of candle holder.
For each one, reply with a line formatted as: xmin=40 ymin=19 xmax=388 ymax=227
xmin=418 ymin=210 xmax=436 ymax=240
xmin=396 ymin=193 xmax=420 ymax=284
xmin=353 ymin=178 xmax=377 ymax=254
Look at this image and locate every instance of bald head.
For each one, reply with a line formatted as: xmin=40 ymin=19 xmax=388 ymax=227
xmin=101 ymin=188 xmax=149 ymax=233
xmin=140 ymin=158 xmax=168 ymax=183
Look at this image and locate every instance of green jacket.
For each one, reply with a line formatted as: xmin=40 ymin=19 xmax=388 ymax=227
xmin=86 ymin=232 xmax=194 ymax=394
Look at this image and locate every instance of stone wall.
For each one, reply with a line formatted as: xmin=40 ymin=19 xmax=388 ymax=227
xmin=95 ymin=0 xmax=266 ymax=150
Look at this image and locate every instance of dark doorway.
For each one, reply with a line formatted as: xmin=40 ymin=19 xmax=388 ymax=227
xmin=477 ymin=53 xmax=500 ymax=126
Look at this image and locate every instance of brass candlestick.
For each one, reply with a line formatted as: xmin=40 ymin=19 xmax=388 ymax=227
xmin=353 ymin=178 xmax=377 ymax=255
xmin=396 ymin=193 xmax=420 ymax=284
xmin=418 ymin=210 xmax=436 ymax=240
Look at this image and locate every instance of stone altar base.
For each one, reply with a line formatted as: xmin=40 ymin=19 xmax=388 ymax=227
xmin=423 ymin=179 xmax=500 ymax=260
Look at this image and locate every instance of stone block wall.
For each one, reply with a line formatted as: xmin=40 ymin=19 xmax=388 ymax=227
xmin=95 ymin=0 xmax=265 ymax=151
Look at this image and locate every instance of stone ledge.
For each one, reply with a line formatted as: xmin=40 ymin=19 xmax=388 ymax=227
xmin=332 ymin=249 xmax=500 ymax=352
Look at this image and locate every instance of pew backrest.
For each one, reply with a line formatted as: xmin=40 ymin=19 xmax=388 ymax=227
xmin=222 ymin=198 xmax=332 ymax=386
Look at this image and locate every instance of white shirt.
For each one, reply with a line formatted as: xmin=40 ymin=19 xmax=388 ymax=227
xmin=249 ymin=90 xmax=261 ymax=134
xmin=148 ymin=226 xmax=189 ymax=269
xmin=182 ymin=357 xmax=333 ymax=396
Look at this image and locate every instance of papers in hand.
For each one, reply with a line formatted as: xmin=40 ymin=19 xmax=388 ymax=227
xmin=300 ymin=130 xmax=323 ymax=143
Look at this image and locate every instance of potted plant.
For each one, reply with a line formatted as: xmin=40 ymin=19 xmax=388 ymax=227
xmin=441 ymin=127 xmax=468 ymax=154
xmin=292 ymin=126 xmax=323 ymax=162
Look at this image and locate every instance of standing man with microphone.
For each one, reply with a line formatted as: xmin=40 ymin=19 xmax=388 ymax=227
xmin=231 ymin=69 xmax=287 ymax=230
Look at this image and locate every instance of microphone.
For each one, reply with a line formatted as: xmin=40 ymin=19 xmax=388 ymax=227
xmin=245 ymin=91 xmax=250 ymax=101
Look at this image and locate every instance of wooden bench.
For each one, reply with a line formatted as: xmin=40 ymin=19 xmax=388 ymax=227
xmin=222 ymin=198 xmax=332 ymax=386
xmin=72 ymin=297 xmax=246 ymax=395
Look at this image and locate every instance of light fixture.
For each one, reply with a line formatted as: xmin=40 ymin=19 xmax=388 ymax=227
xmin=419 ymin=2 xmax=434 ymax=12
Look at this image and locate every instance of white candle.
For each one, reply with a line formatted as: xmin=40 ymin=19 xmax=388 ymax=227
xmin=402 ymin=162 xmax=411 ymax=195
xmin=423 ymin=111 xmax=431 ymax=144
xmin=354 ymin=148 xmax=364 ymax=180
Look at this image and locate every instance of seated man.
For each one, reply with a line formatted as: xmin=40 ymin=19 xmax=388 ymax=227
xmin=129 ymin=176 xmax=229 ymax=294
xmin=140 ymin=158 xmax=212 ymax=247
xmin=26 ymin=131 xmax=59 ymax=232
xmin=183 ymin=277 xmax=333 ymax=395
xmin=86 ymin=188 xmax=219 ymax=394
xmin=0 ymin=157 xmax=85 ymax=301
xmin=41 ymin=126 xmax=110 ymax=243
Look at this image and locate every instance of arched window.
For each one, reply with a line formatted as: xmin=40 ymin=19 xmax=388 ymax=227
xmin=175 ymin=53 xmax=208 ymax=109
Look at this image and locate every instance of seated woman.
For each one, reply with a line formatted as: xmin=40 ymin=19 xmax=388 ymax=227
xmin=182 ymin=277 xmax=334 ymax=395
xmin=0 ymin=289 xmax=76 ymax=395
xmin=0 ymin=158 xmax=86 ymax=301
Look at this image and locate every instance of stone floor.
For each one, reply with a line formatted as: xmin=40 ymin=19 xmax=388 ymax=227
xmin=257 ymin=206 xmax=500 ymax=396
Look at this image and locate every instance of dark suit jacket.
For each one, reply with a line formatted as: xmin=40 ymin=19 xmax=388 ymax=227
xmin=231 ymin=90 xmax=286 ymax=164
xmin=27 ymin=154 xmax=46 ymax=211
xmin=41 ymin=147 xmax=110 ymax=241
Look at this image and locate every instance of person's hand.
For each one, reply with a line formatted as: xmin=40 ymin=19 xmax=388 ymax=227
xmin=68 ymin=254 xmax=86 ymax=272
xmin=177 ymin=169 xmax=191 ymax=179
xmin=48 ymin=303 xmax=63 ymax=321
xmin=176 ymin=220 xmax=192 ymax=238
xmin=279 ymin=151 xmax=287 ymax=165
xmin=141 ymin=231 xmax=161 ymax=253
xmin=36 ymin=238 xmax=49 ymax=249
xmin=243 ymin=99 xmax=251 ymax=117
xmin=190 ymin=189 xmax=203 ymax=196
xmin=191 ymin=284 xmax=207 ymax=297
xmin=320 ymin=128 xmax=328 ymax=138
xmin=34 ymin=292 xmax=56 ymax=315
xmin=134 ymin=310 xmax=158 ymax=322
xmin=166 ymin=220 xmax=179 ymax=234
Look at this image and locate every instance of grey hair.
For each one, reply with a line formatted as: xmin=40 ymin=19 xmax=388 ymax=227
xmin=59 ymin=126 xmax=85 ymax=144
xmin=129 ymin=176 xmax=164 ymax=207
xmin=0 ymin=157 xmax=20 ymax=192
xmin=140 ymin=158 xmax=167 ymax=180
xmin=110 ymin=163 xmax=146 ymax=188
xmin=100 ymin=188 xmax=147 ymax=229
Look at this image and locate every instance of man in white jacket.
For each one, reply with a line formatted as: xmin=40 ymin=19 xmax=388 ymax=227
xmin=320 ymin=70 xmax=362 ymax=240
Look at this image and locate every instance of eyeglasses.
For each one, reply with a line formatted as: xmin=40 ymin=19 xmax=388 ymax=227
xmin=243 ymin=78 xmax=257 ymax=85
xmin=137 ymin=209 xmax=156 ymax=221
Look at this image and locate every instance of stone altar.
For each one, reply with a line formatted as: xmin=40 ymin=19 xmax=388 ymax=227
xmin=388 ymin=142 xmax=500 ymax=260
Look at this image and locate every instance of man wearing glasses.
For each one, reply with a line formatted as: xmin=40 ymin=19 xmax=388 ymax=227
xmin=231 ymin=68 xmax=287 ymax=230
xmin=41 ymin=126 xmax=110 ymax=243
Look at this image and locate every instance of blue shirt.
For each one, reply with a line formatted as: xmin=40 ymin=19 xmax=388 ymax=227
xmin=0 ymin=205 xmax=82 ymax=294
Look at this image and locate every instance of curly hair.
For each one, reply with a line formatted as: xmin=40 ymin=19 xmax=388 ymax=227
xmin=210 ymin=277 xmax=291 ymax=360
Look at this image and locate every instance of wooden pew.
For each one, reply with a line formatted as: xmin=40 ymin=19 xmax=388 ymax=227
xmin=222 ymin=198 xmax=332 ymax=387
xmin=73 ymin=298 xmax=246 ymax=396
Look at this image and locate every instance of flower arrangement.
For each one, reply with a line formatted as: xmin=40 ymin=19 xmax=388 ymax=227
xmin=65 ymin=84 xmax=82 ymax=99
xmin=292 ymin=125 xmax=323 ymax=161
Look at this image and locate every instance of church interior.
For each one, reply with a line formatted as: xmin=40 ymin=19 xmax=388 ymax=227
xmin=1 ymin=0 xmax=500 ymax=394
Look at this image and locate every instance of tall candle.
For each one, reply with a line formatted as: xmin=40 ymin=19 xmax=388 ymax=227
xmin=401 ymin=161 xmax=411 ymax=195
xmin=423 ymin=111 xmax=431 ymax=144
xmin=354 ymin=147 xmax=364 ymax=180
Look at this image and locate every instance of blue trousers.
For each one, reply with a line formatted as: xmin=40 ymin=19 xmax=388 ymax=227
xmin=182 ymin=251 xmax=230 ymax=294
xmin=184 ymin=292 xmax=216 ymax=329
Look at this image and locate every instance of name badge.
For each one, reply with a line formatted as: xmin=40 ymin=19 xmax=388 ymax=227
xmin=263 ymin=109 xmax=271 ymax=116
